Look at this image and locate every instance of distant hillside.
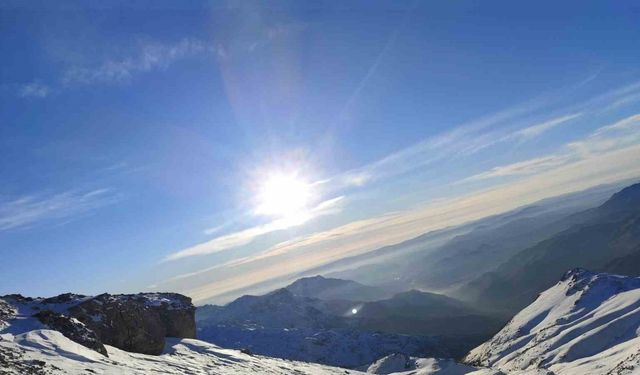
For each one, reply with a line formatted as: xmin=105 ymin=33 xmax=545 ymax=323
xmin=353 ymin=289 xmax=503 ymax=340
xmin=196 ymin=276 xmax=502 ymax=363
xmin=458 ymin=182 xmax=640 ymax=315
xmin=322 ymin=182 xmax=620 ymax=290
xmin=195 ymin=287 xmax=448 ymax=368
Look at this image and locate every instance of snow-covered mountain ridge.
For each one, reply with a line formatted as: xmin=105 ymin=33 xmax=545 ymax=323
xmin=196 ymin=288 xmax=446 ymax=368
xmin=195 ymin=277 xmax=501 ymax=367
xmin=465 ymin=268 xmax=640 ymax=374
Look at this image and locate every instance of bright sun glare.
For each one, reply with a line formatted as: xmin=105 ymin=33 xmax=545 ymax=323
xmin=256 ymin=173 xmax=312 ymax=219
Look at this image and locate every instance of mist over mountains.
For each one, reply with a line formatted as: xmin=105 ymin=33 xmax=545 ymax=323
xmin=458 ymin=182 xmax=640 ymax=315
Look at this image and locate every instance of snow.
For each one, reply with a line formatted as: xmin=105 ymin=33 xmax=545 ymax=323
xmin=198 ymin=325 xmax=441 ymax=369
xmin=196 ymin=288 xmax=444 ymax=368
xmin=365 ymin=353 xmax=478 ymax=375
xmin=465 ymin=269 xmax=640 ymax=374
xmin=0 ymin=329 xmax=367 ymax=374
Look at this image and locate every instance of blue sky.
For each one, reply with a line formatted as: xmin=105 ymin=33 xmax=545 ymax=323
xmin=2 ymin=1 xmax=640 ymax=303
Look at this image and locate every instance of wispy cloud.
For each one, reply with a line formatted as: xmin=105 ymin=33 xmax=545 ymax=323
xmin=330 ymin=81 xmax=639 ymax=190
xmin=164 ymin=196 xmax=345 ymax=262
xmin=203 ymin=223 xmax=230 ymax=236
xmin=463 ymin=155 xmax=573 ymax=182
xmin=331 ymin=111 xmax=581 ymax=190
xmin=506 ymin=113 xmax=582 ymax=141
xmin=592 ymin=113 xmax=640 ymax=136
xmin=18 ymin=82 xmax=51 ymax=98
xmin=568 ymin=113 xmax=640 ymax=158
xmin=0 ymin=188 xmax=118 ymax=231
xmin=62 ymin=38 xmax=211 ymax=86
xmin=462 ymin=112 xmax=640 ymax=183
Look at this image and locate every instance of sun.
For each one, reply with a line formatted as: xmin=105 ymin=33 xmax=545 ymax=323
xmin=255 ymin=172 xmax=312 ymax=218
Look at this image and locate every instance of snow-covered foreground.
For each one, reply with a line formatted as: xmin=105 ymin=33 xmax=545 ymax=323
xmin=0 ymin=330 xmax=488 ymax=375
xmin=466 ymin=268 xmax=640 ymax=374
xmin=0 ymin=329 xmax=365 ymax=374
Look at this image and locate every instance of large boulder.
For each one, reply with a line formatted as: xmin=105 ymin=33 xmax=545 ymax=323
xmin=34 ymin=310 xmax=108 ymax=356
xmin=69 ymin=293 xmax=195 ymax=355
xmin=0 ymin=292 xmax=196 ymax=357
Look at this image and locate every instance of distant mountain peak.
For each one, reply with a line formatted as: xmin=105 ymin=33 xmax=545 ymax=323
xmin=285 ymin=275 xmax=391 ymax=302
xmin=265 ymin=288 xmax=296 ymax=301
xmin=306 ymin=275 xmax=327 ymax=280
xmin=599 ymin=181 xmax=640 ymax=212
xmin=560 ymin=267 xmax=593 ymax=281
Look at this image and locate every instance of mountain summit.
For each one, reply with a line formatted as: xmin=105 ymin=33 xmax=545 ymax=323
xmin=285 ymin=275 xmax=392 ymax=301
xmin=465 ymin=269 xmax=640 ymax=374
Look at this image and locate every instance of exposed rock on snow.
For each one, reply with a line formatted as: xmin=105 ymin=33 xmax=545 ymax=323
xmin=69 ymin=292 xmax=196 ymax=355
xmin=34 ymin=310 xmax=107 ymax=356
xmin=0 ymin=292 xmax=195 ymax=356
xmin=366 ymin=353 xmax=414 ymax=374
xmin=465 ymin=268 xmax=640 ymax=374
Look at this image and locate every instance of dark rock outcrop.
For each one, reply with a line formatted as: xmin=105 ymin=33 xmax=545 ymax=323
xmin=34 ymin=310 xmax=108 ymax=356
xmin=0 ymin=292 xmax=196 ymax=357
xmin=69 ymin=293 xmax=196 ymax=355
xmin=0 ymin=299 xmax=16 ymax=330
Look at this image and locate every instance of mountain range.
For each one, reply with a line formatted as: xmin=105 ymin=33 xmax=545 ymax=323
xmin=313 ymin=181 xmax=625 ymax=292
xmin=457 ymin=182 xmax=640 ymax=316
xmin=195 ymin=276 xmax=502 ymax=367
xmin=5 ymin=268 xmax=640 ymax=374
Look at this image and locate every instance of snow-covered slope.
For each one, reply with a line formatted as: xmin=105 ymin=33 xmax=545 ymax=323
xmin=0 ymin=329 xmax=364 ymax=374
xmin=196 ymin=288 xmax=451 ymax=368
xmin=198 ymin=325 xmax=444 ymax=369
xmin=465 ymin=268 xmax=640 ymax=374
xmin=365 ymin=353 xmax=477 ymax=375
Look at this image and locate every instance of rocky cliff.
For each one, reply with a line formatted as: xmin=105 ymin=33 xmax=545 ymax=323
xmin=0 ymin=292 xmax=196 ymax=356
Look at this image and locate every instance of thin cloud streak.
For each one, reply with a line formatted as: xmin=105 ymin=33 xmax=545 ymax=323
xmin=0 ymin=188 xmax=118 ymax=231
xmin=462 ymin=155 xmax=573 ymax=182
xmin=592 ymin=113 xmax=640 ymax=136
xmin=18 ymin=82 xmax=51 ymax=98
xmin=331 ymin=110 xmax=583 ymax=191
xmin=327 ymin=79 xmax=640 ymax=191
xmin=63 ymin=38 xmax=211 ymax=86
xmin=568 ymin=113 xmax=640 ymax=158
xmin=507 ymin=113 xmax=582 ymax=141
xmin=164 ymin=196 xmax=345 ymax=262
xmin=462 ymin=112 xmax=640 ymax=182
